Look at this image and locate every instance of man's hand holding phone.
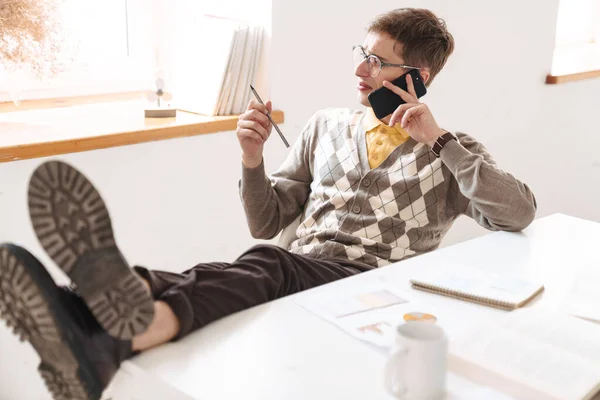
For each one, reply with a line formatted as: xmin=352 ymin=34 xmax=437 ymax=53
xmin=237 ymin=99 xmax=272 ymax=168
xmin=382 ymin=73 xmax=444 ymax=147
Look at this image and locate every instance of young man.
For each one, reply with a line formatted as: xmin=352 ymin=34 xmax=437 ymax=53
xmin=0 ymin=8 xmax=536 ymax=400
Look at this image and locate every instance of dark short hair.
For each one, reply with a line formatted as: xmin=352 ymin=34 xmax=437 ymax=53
xmin=368 ymin=8 xmax=455 ymax=85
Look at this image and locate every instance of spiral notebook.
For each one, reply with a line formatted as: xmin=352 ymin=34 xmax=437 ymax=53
xmin=410 ymin=264 xmax=544 ymax=310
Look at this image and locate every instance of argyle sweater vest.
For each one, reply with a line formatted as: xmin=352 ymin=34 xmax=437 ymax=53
xmin=240 ymin=108 xmax=537 ymax=267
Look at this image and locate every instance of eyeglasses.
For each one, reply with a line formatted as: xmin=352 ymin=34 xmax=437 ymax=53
xmin=352 ymin=45 xmax=421 ymax=78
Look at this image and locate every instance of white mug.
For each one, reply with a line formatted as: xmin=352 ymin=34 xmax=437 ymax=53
xmin=384 ymin=322 xmax=448 ymax=400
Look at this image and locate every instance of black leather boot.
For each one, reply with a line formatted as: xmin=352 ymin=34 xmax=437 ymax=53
xmin=0 ymin=243 xmax=134 ymax=400
xmin=27 ymin=160 xmax=154 ymax=339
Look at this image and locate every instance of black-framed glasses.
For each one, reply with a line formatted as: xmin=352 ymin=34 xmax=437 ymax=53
xmin=352 ymin=45 xmax=421 ymax=78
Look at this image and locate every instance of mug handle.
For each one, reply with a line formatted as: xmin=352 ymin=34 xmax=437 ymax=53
xmin=384 ymin=344 xmax=408 ymax=397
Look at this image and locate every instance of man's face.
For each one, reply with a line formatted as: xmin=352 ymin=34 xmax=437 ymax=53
xmin=354 ymin=33 xmax=427 ymax=108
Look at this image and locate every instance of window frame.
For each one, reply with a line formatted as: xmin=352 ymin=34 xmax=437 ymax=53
xmin=547 ymin=0 xmax=600 ymax=83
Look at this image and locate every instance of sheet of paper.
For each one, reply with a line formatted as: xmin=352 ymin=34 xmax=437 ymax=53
xmin=561 ymin=274 xmax=600 ymax=323
xmin=335 ymin=303 xmax=429 ymax=349
xmin=296 ymin=282 xmax=469 ymax=351
xmin=296 ymin=283 xmax=409 ymax=321
xmin=335 ymin=298 xmax=468 ymax=350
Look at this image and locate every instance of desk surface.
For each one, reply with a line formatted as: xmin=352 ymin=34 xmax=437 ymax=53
xmin=121 ymin=214 xmax=600 ymax=399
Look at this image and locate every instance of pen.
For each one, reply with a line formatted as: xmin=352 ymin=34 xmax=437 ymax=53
xmin=249 ymin=84 xmax=290 ymax=148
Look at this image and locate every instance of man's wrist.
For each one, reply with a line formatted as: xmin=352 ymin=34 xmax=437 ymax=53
xmin=430 ymin=130 xmax=458 ymax=157
xmin=242 ymin=154 xmax=263 ymax=169
xmin=427 ymin=128 xmax=446 ymax=148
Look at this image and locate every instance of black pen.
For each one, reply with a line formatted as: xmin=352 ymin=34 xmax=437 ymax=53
xmin=249 ymin=84 xmax=290 ymax=148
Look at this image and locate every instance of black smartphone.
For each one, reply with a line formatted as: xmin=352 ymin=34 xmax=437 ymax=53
xmin=367 ymin=69 xmax=427 ymax=120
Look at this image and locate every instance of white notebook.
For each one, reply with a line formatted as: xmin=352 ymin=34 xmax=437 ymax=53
xmin=409 ymin=264 xmax=544 ymax=310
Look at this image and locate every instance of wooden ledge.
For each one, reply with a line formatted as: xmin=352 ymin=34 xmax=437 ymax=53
xmin=546 ymin=69 xmax=600 ymax=84
xmin=0 ymin=101 xmax=284 ymax=163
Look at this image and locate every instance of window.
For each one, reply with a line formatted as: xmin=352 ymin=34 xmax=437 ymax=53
xmin=0 ymin=0 xmax=270 ymax=103
xmin=0 ymin=0 xmax=156 ymax=102
xmin=550 ymin=0 xmax=600 ymax=76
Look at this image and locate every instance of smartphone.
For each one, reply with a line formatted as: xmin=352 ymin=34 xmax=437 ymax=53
xmin=367 ymin=69 xmax=427 ymax=120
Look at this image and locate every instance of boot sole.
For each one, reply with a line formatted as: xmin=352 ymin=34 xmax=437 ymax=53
xmin=0 ymin=244 xmax=104 ymax=400
xmin=27 ymin=160 xmax=154 ymax=339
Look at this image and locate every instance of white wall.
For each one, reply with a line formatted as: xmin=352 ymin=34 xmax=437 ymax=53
xmin=1 ymin=1 xmax=600 ymax=398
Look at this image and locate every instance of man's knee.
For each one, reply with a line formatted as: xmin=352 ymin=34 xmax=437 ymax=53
xmin=237 ymin=244 xmax=293 ymax=275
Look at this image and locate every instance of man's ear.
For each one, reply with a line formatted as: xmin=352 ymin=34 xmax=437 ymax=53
xmin=420 ymin=69 xmax=431 ymax=84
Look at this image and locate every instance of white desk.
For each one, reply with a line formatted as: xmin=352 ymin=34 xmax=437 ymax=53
xmin=113 ymin=214 xmax=600 ymax=399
